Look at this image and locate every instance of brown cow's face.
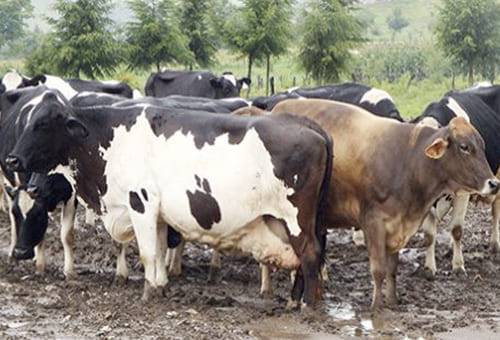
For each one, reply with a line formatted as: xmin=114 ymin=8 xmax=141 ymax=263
xmin=425 ymin=117 xmax=499 ymax=195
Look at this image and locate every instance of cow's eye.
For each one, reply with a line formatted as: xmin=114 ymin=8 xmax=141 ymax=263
xmin=459 ymin=143 xmax=470 ymax=153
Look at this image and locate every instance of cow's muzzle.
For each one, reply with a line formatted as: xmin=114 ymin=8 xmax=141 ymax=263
xmin=482 ymin=178 xmax=500 ymax=196
xmin=12 ymin=247 xmax=35 ymax=260
xmin=5 ymin=155 xmax=23 ymax=172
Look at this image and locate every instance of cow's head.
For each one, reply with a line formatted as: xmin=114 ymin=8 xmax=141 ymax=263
xmin=6 ymin=90 xmax=83 ymax=174
xmin=424 ymin=117 xmax=499 ymax=195
xmin=6 ymin=185 xmax=48 ymax=260
xmin=210 ymin=72 xmax=251 ymax=99
xmin=8 ymin=173 xmax=72 ymax=260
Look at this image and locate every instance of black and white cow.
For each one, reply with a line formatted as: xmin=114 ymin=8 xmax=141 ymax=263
xmin=7 ymin=95 xmax=333 ymax=306
xmin=415 ymin=91 xmax=500 ymax=276
xmin=0 ymin=86 xmax=78 ymax=276
xmin=252 ymin=83 xmax=403 ymax=121
xmin=0 ymin=70 xmax=140 ymax=99
xmin=145 ymin=70 xmax=251 ymax=99
xmin=71 ymin=92 xmax=251 ymax=114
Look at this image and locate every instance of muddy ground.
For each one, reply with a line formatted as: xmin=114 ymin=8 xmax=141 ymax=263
xmin=1 ymin=204 xmax=500 ymax=339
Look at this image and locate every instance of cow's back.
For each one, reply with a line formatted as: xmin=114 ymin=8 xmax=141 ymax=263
xmin=145 ymin=71 xmax=216 ymax=98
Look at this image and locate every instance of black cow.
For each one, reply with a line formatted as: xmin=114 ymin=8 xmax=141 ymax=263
xmin=71 ymin=92 xmax=251 ymax=113
xmin=145 ymin=70 xmax=251 ymax=99
xmin=7 ymin=93 xmax=332 ymax=306
xmin=415 ymin=92 xmax=500 ymax=277
xmin=6 ymin=173 xmax=73 ymax=260
xmin=252 ymin=83 xmax=403 ymax=121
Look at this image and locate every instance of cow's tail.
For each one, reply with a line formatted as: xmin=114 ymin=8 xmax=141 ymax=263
xmin=279 ymin=113 xmax=333 ymax=271
xmin=306 ymin=118 xmax=333 ymax=273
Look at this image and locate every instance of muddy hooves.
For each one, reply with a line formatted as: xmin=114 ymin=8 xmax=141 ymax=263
xmin=411 ymin=266 xmax=436 ymax=281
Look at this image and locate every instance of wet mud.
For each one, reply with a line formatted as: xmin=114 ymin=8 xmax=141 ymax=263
xmin=1 ymin=204 xmax=499 ymax=339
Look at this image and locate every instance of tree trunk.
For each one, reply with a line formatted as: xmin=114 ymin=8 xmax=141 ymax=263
xmin=265 ymin=54 xmax=271 ymax=96
xmin=468 ymin=63 xmax=474 ymax=86
xmin=156 ymin=62 xmax=161 ymax=72
xmin=451 ymin=71 xmax=456 ymax=90
xmin=246 ymin=54 xmax=253 ymax=97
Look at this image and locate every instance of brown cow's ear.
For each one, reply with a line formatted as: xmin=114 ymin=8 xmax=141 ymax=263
xmin=425 ymin=137 xmax=449 ymax=159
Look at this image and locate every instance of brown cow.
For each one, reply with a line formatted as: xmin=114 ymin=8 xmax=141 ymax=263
xmin=268 ymin=99 xmax=498 ymax=309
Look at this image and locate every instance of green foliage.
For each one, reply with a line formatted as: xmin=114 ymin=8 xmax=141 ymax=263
xmin=26 ymin=0 xmax=121 ymax=79
xmin=126 ymin=0 xmax=193 ymax=71
xmin=180 ymin=0 xmax=217 ymax=69
xmin=299 ymin=0 xmax=363 ymax=83
xmin=386 ymin=8 xmax=409 ymax=34
xmin=0 ymin=0 xmax=33 ymax=49
xmin=435 ymin=0 xmax=500 ymax=84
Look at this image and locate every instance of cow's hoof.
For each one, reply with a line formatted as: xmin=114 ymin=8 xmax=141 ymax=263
xmin=489 ymin=242 xmax=500 ymax=254
xmin=64 ymin=271 xmax=78 ymax=282
xmin=142 ymin=281 xmax=155 ymax=302
xmin=285 ymin=298 xmax=300 ymax=311
xmin=113 ymin=275 xmax=128 ymax=286
xmin=207 ymin=268 xmax=220 ymax=284
xmin=422 ymin=267 xmax=436 ymax=281
xmin=385 ymin=295 xmax=399 ymax=309
xmin=452 ymin=267 xmax=467 ymax=279
xmin=259 ymin=289 xmax=274 ymax=299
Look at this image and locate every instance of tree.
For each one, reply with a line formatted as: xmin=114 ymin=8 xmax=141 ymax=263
xmin=386 ymin=8 xmax=409 ymax=37
xmin=180 ymin=0 xmax=216 ymax=69
xmin=26 ymin=0 xmax=121 ymax=79
xmin=299 ymin=0 xmax=363 ymax=83
xmin=0 ymin=0 xmax=33 ymax=49
xmin=126 ymin=0 xmax=193 ymax=71
xmin=436 ymin=0 xmax=500 ymax=85
xmin=225 ymin=0 xmax=293 ymax=95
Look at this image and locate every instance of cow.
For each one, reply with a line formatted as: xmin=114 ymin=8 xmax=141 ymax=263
xmin=0 ymin=70 xmax=31 ymax=94
xmin=0 ymin=86 xmax=79 ymax=277
xmin=413 ymin=91 xmax=500 ymax=277
xmin=261 ymin=99 xmax=496 ymax=309
xmin=251 ymin=83 xmax=403 ymax=121
xmin=144 ymin=70 xmax=251 ymax=99
xmin=6 ymin=95 xmax=333 ymax=306
xmin=5 ymin=173 xmax=73 ymax=264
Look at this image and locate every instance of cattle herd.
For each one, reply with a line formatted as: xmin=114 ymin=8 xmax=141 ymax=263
xmin=0 ymin=68 xmax=499 ymax=314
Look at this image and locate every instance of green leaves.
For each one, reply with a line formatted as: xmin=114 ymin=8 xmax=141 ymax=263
xmin=26 ymin=0 xmax=121 ymax=79
xmin=435 ymin=0 xmax=500 ymax=84
xmin=0 ymin=0 xmax=33 ymax=49
xmin=298 ymin=0 xmax=363 ymax=83
xmin=125 ymin=0 xmax=193 ymax=71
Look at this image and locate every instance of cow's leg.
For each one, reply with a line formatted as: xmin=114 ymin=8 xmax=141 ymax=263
xmin=301 ymin=236 xmax=322 ymax=308
xmin=287 ymin=268 xmax=304 ymax=310
xmin=114 ymin=242 xmax=129 ymax=285
xmin=260 ymin=264 xmax=273 ymax=297
xmin=155 ymin=222 xmax=168 ymax=295
xmin=490 ymin=196 xmax=500 ymax=253
xmin=365 ymin=225 xmax=386 ymax=310
xmin=84 ymin=208 xmax=96 ymax=226
xmin=34 ymin=240 xmax=46 ymax=273
xmin=0 ymin=182 xmax=6 ymax=213
xmin=208 ymin=250 xmax=221 ymax=283
xmin=449 ymin=194 xmax=469 ymax=274
xmin=6 ymin=193 xmax=16 ymax=259
xmin=352 ymin=229 xmax=366 ymax=246
xmin=166 ymin=240 xmax=185 ymax=276
xmin=61 ymin=196 xmax=77 ymax=280
xmin=385 ymin=251 xmax=399 ymax=307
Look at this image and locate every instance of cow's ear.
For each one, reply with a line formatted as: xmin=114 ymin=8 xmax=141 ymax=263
xmin=210 ymin=77 xmax=223 ymax=89
xmin=238 ymin=77 xmax=251 ymax=87
xmin=425 ymin=137 xmax=449 ymax=159
xmin=65 ymin=117 xmax=89 ymax=139
xmin=5 ymin=90 xmax=23 ymax=105
xmin=21 ymin=75 xmax=46 ymax=87
xmin=5 ymin=186 xmax=17 ymax=199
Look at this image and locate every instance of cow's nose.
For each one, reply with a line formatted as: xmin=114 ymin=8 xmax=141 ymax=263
xmin=5 ymin=155 xmax=22 ymax=171
xmin=27 ymin=186 xmax=39 ymax=199
xmin=488 ymin=179 xmax=500 ymax=195
xmin=13 ymin=247 xmax=35 ymax=260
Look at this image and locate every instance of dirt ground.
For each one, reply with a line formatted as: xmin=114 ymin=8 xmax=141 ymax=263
xmin=1 ymin=204 xmax=500 ymax=339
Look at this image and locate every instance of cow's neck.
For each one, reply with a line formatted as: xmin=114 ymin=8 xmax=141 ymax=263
xmin=67 ymin=107 xmax=138 ymax=214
